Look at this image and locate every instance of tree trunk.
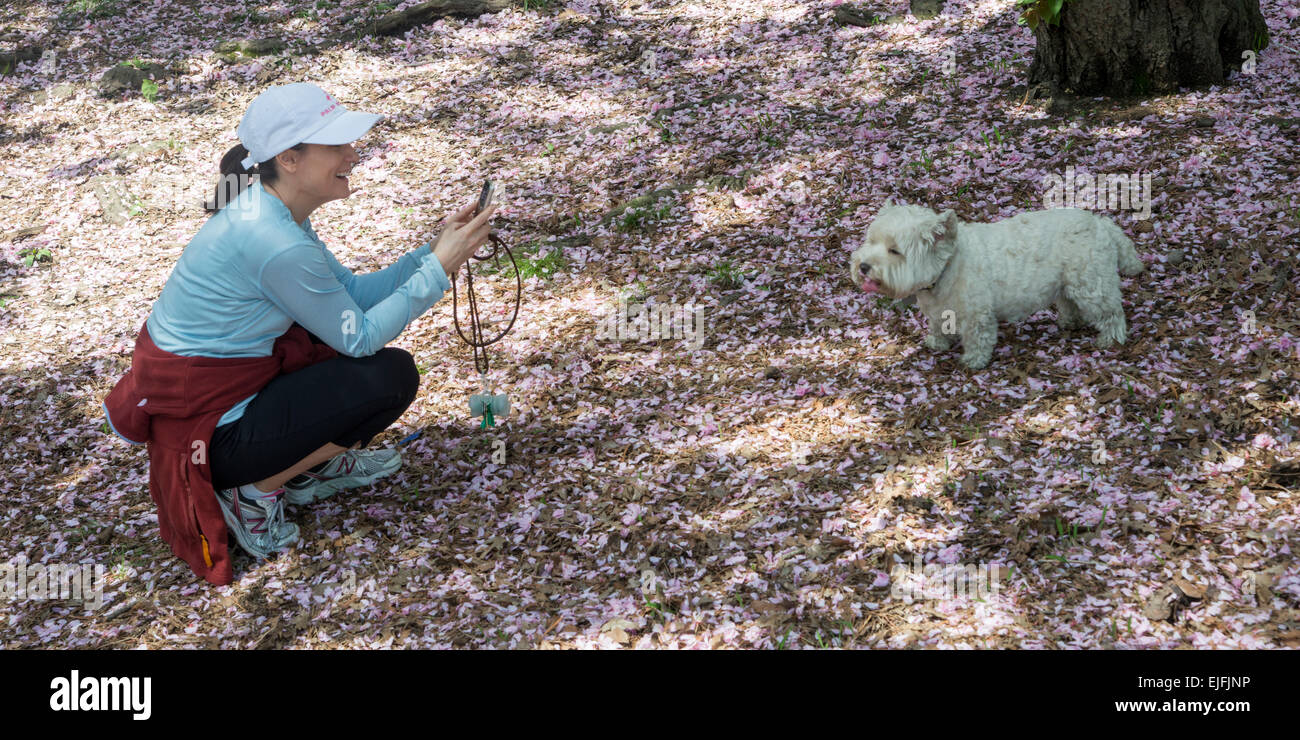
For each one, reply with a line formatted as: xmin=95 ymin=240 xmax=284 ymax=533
xmin=1028 ymin=0 xmax=1269 ymax=96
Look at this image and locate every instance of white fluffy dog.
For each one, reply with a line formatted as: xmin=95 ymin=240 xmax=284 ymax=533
xmin=849 ymin=202 xmax=1144 ymax=369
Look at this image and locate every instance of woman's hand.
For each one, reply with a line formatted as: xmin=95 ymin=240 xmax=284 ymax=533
xmin=432 ymin=199 xmax=496 ymax=277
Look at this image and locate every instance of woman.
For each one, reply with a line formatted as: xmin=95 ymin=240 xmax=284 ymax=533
xmin=104 ymin=83 xmax=495 ymax=585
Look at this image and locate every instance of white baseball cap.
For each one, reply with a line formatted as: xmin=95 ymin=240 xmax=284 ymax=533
xmin=236 ymin=82 xmax=383 ymax=170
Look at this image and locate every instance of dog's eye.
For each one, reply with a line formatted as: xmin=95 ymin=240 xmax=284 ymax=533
xmin=888 ymin=247 xmax=901 ymax=256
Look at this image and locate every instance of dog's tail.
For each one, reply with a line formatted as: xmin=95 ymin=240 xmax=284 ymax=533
xmin=1099 ymin=217 xmax=1145 ymax=276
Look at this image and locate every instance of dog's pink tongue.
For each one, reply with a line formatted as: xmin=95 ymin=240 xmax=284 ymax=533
xmin=860 ymin=279 xmax=880 ymax=294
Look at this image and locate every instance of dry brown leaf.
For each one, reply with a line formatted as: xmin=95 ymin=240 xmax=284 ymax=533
xmin=1172 ymin=576 xmax=1205 ymax=600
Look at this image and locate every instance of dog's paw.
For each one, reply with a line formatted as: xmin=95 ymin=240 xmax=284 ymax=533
xmin=923 ymin=334 xmax=952 ymax=351
xmin=1096 ymin=334 xmax=1128 ymax=349
xmin=1095 ymin=320 xmax=1127 ymax=349
xmin=960 ymin=352 xmax=990 ymax=370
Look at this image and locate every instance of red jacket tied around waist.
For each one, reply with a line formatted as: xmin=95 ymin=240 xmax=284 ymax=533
xmin=103 ymin=322 xmax=337 ymax=585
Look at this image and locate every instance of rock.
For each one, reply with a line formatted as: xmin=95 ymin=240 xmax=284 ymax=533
xmin=28 ymin=82 xmax=76 ymax=105
xmin=1193 ymin=116 xmax=1215 ymax=128
xmin=1134 ymin=220 xmax=1154 ymax=234
xmin=1167 ymin=249 xmax=1184 ymax=265
xmin=763 ymin=365 xmax=782 ymax=380
xmin=88 ymin=174 xmax=128 ymax=225
xmin=98 ymin=61 xmax=170 ymax=98
xmin=910 ymin=0 xmax=944 ymax=19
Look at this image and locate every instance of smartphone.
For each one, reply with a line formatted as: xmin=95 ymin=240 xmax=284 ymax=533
xmin=476 ymin=179 xmax=496 ymax=215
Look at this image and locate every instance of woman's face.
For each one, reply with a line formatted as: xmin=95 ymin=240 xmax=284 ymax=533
xmin=279 ymin=142 xmax=361 ymax=206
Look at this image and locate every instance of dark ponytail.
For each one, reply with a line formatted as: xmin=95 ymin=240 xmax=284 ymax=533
xmin=205 ymin=142 xmax=305 ymax=213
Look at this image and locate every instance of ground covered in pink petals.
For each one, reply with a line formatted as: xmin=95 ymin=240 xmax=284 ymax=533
xmin=2 ymin=0 xmax=1298 ymax=648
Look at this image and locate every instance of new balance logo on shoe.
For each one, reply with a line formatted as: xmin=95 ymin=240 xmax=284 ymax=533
xmin=283 ymin=449 xmax=402 ymax=505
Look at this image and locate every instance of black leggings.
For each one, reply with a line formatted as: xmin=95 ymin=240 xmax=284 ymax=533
xmin=209 ymin=347 xmax=420 ymax=490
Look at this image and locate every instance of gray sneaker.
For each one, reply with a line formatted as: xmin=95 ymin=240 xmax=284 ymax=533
xmin=215 ymin=486 xmax=299 ymax=560
xmin=283 ymin=448 xmax=402 ymax=505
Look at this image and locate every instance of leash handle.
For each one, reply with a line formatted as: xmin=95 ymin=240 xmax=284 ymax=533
xmin=450 ymin=232 xmax=522 ymax=378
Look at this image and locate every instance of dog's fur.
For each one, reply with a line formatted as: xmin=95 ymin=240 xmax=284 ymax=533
xmin=849 ymin=202 xmax=1144 ymax=369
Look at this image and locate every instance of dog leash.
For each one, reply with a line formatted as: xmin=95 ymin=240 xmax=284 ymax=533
xmin=450 ymin=231 xmax=521 ymax=429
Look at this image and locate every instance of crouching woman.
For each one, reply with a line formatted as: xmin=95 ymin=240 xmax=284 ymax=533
xmin=103 ymin=83 xmax=494 ymax=585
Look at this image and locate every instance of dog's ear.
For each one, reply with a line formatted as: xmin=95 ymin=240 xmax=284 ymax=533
xmin=927 ymin=209 xmax=959 ymax=260
xmin=933 ymin=209 xmax=958 ymax=239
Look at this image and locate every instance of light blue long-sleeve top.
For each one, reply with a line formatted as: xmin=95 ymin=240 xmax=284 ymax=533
xmin=142 ymin=179 xmax=451 ymax=427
